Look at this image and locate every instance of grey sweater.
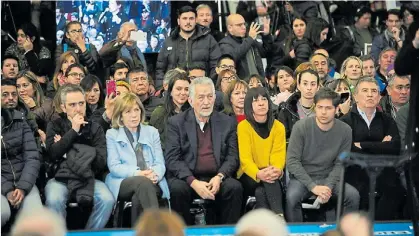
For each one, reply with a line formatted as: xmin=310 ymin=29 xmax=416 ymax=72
xmin=286 ymin=117 xmax=352 ymax=191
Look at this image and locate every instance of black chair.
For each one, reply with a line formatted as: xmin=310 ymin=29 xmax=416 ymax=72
xmin=113 ymin=198 xmax=170 ymax=227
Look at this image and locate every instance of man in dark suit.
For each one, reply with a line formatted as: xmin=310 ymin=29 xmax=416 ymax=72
xmin=165 ymin=77 xmax=243 ymax=225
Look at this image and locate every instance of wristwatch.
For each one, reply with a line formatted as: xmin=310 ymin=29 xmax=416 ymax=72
xmin=217 ymin=173 xmax=225 ymax=182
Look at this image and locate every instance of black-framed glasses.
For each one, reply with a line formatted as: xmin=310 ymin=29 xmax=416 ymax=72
xmin=69 ymin=29 xmax=83 ymax=34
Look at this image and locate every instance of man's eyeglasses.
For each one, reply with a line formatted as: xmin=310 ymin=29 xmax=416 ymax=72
xmin=219 ymin=65 xmax=236 ymax=72
xmin=222 ymin=76 xmax=236 ymax=82
xmin=69 ymin=29 xmax=83 ymax=34
xmin=68 ymin=73 xmax=85 ymax=79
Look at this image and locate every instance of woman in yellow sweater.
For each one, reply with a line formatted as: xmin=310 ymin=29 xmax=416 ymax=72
xmin=237 ymin=87 xmax=287 ymax=215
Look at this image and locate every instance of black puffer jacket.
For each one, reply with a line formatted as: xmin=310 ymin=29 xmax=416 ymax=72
xmin=277 ymin=92 xmax=301 ymax=139
xmin=46 ymin=113 xmax=107 ymax=180
xmin=155 ymin=25 xmax=221 ymax=89
xmin=1 ymin=109 xmax=40 ymax=196
xmin=55 ymin=38 xmax=100 ymax=74
xmin=219 ymin=33 xmax=272 ymax=79
xmin=55 ymin=144 xmax=96 ymax=208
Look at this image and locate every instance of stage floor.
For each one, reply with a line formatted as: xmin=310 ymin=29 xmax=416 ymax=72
xmin=68 ymin=222 xmax=415 ymax=235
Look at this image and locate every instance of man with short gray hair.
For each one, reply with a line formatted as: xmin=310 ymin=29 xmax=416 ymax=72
xmin=341 ymin=77 xmax=403 ymax=220
xmin=45 ymin=84 xmax=114 ymax=229
xmin=11 ymin=207 xmax=67 ymax=236
xmin=379 ymin=74 xmax=410 ymax=119
xmin=196 ymin=4 xmax=225 ymax=41
xmin=165 ymin=77 xmax=242 ymax=225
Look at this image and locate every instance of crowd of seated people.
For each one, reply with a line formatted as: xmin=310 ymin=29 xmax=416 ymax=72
xmin=1 ymin=2 xmax=419 ymax=233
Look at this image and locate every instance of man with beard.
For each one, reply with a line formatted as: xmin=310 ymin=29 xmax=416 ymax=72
xmin=165 ymin=77 xmax=242 ymax=225
xmin=127 ymin=67 xmax=162 ymax=121
xmin=310 ymin=53 xmax=333 ymax=86
xmin=1 ymin=55 xmax=19 ymax=80
xmin=1 ymin=79 xmax=42 ymax=228
xmin=0 ymin=78 xmax=38 ymax=137
xmin=286 ymin=87 xmax=359 ymax=222
xmin=156 ymin=6 xmax=221 ymax=91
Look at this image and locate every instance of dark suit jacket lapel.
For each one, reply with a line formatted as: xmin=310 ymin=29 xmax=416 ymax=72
xmin=185 ymin=109 xmax=198 ymax=159
xmin=211 ymin=112 xmax=221 ymax=167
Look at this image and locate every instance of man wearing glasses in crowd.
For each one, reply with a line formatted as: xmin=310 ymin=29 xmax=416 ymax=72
xmin=64 ymin=64 xmax=86 ymax=86
xmin=219 ymin=13 xmax=272 ymax=79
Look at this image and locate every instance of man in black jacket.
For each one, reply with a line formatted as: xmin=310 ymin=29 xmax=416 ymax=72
xmin=196 ymin=4 xmax=225 ymax=42
xmin=155 ymin=6 xmax=221 ymax=90
xmin=165 ymin=77 xmax=242 ymax=225
xmin=219 ymin=13 xmax=272 ymax=79
xmin=340 ymin=77 xmax=404 ymax=220
xmin=1 ymin=79 xmax=42 ymax=227
xmin=395 ymin=23 xmax=419 ymax=219
xmin=45 ymin=84 xmax=114 ymax=229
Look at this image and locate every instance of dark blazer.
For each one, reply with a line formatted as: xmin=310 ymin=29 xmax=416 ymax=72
xmin=164 ymin=108 xmax=239 ymax=181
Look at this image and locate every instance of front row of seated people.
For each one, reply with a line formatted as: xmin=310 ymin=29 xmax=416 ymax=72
xmin=5 ymin=73 xmax=399 ymax=227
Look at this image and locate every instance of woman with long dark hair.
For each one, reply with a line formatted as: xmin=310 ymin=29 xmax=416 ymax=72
xmin=5 ymin=22 xmax=51 ymax=76
xmin=305 ymin=18 xmax=329 ymax=49
xmin=149 ymin=73 xmax=191 ymax=148
xmin=55 ymin=21 xmax=100 ymax=75
xmin=80 ymin=74 xmax=105 ymax=119
xmin=272 ymin=66 xmax=297 ymax=105
xmin=270 ymin=17 xmax=313 ymax=70
xmin=237 ymin=87 xmax=286 ymax=216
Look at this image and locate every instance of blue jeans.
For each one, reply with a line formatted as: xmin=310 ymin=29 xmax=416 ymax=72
xmin=1 ymin=186 xmax=43 ymax=226
xmin=45 ymin=178 xmax=115 ymax=229
xmin=286 ymin=178 xmax=360 ymax=222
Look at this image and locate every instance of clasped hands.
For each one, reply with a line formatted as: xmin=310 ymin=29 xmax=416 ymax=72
xmin=256 ymin=166 xmax=282 ymax=183
xmin=191 ymin=175 xmax=223 ymax=200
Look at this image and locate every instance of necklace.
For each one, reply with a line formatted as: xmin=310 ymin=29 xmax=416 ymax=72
xmin=298 ymin=100 xmax=313 ymax=117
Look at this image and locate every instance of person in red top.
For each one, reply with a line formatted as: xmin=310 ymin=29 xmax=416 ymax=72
xmin=222 ymin=79 xmax=248 ymax=124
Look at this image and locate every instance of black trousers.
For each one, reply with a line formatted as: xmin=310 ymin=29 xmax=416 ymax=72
xmin=346 ymin=165 xmax=406 ymax=220
xmin=168 ymin=177 xmax=243 ymax=225
xmin=239 ymin=174 xmax=284 ymax=214
xmin=118 ymin=176 xmax=162 ymax=225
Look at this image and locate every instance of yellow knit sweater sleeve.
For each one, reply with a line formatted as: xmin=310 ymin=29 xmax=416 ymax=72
xmin=237 ymin=121 xmax=260 ymax=181
xmin=270 ymin=121 xmax=287 ymax=171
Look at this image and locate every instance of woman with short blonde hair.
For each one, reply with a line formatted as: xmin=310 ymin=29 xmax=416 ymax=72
xmin=106 ymin=92 xmax=170 ymax=226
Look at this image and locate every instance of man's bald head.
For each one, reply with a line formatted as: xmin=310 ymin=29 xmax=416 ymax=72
xmin=314 ymin=49 xmax=329 ymax=58
xmin=227 ymin=14 xmax=247 ymax=38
